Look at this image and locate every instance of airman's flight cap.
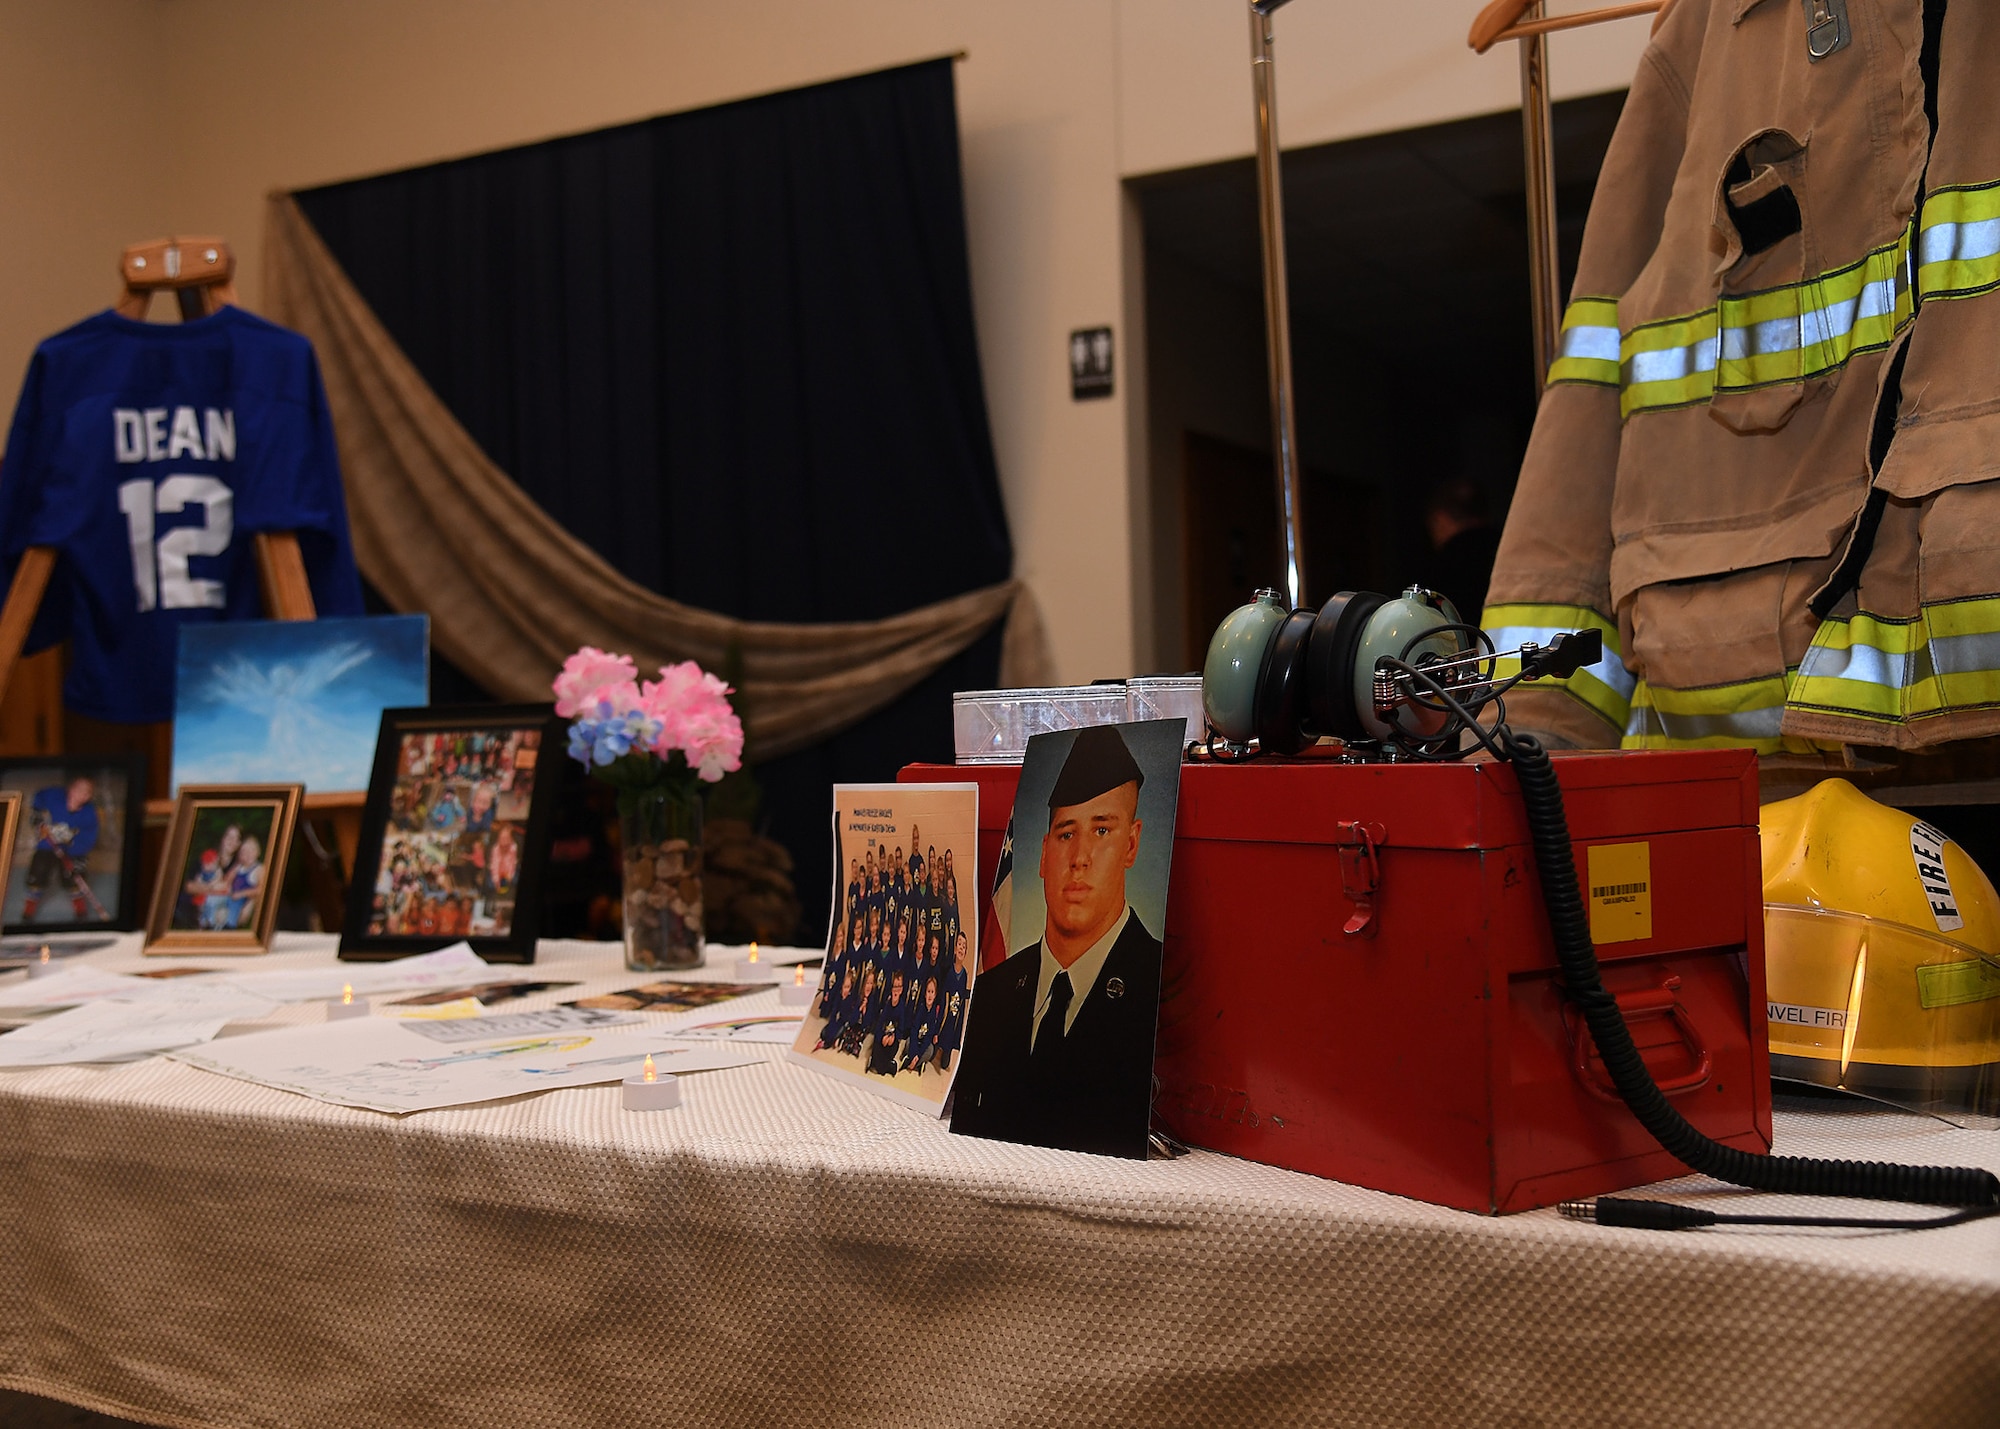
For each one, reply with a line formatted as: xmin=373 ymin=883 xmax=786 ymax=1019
xmin=1047 ymin=724 xmax=1146 ymax=809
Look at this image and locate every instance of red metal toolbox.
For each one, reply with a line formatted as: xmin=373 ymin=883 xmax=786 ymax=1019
xmin=902 ymin=749 xmax=1770 ymax=1213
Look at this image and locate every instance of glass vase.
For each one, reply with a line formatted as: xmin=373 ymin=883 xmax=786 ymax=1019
xmin=620 ymin=787 xmax=704 ymax=972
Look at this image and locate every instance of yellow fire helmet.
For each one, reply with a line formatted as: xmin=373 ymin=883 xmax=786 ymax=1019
xmin=1761 ymin=777 xmax=2000 ymax=1124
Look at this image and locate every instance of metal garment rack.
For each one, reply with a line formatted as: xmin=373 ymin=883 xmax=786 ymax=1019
xmin=1244 ymin=0 xmax=1668 ymax=607
xmin=1247 ymin=0 xmax=1308 ymax=611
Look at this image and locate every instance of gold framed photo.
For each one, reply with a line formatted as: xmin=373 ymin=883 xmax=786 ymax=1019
xmin=145 ymin=784 xmax=303 ymax=955
xmin=0 ymin=791 xmax=24 ymax=927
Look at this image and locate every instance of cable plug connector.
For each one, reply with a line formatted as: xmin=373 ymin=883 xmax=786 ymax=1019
xmin=1560 ymin=1197 xmax=1719 ymax=1230
xmin=1519 ymin=629 xmax=1603 ymax=680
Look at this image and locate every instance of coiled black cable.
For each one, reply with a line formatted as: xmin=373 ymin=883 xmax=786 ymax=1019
xmin=1503 ymin=730 xmax=2000 ymax=1210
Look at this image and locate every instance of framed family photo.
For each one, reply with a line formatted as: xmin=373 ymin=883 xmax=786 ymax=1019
xmin=0 ymin=754 xmax=146 ymax=936
xmin=145 ymin=784 xmax=304 ymax=954
xmin=340 ymin=704 xmax=564 ymax=964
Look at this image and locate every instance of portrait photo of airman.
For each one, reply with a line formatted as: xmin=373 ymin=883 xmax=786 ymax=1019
xmin=950 ymin=718 xmax=1185 ymax=1159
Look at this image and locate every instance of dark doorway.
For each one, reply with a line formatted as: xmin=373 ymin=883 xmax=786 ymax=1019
xmin=1137 ymin=90 xmax=1627 ymax=669
xmin=1179 ymin=432 xmax=1383 ymax=671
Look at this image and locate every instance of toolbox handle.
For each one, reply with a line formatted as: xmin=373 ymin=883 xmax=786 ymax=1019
xmin=1566 ymin=976 xmax=1712 ymax=1103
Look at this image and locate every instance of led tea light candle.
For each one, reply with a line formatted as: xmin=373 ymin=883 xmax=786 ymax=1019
xmin=778 ymin=964 xmax=815 ymax=1006
xmin=326 ymin=983 xmax=370 ymax=1020
xmin=26 ymin=945 xmax=56 ymax=979
xmin=732 ymin=941 xmax=778 ymax=980
xmin=623 ymin=1052 xmax=680 ymax=1111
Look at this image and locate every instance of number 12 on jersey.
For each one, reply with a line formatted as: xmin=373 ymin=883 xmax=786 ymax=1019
xmin=117 ymin=476 xmax=234 ymax=612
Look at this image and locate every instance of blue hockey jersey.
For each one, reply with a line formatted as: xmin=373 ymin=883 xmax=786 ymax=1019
xmin=0 ymin=306 xmax=363 ymax=723
xmin=31 ymin=785 xmax=98 ymax=859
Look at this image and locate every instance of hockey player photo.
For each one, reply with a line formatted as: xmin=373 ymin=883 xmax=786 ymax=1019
xmin=25 ymin=777 xmax=102 ymax=924
xmin=1 ymin=757 xmax=143 ymax=932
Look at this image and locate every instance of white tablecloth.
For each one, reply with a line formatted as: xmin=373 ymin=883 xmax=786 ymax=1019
xmin=0 ymin=936 xmax=1995 ymax=1429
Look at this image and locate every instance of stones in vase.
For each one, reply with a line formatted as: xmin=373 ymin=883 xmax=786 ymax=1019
xmin=622 ymin=829 xmax=704 ymax=968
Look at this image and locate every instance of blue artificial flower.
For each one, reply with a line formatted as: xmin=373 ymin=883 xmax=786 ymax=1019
xmin=567 ymin=701 xmax=665 ymax=773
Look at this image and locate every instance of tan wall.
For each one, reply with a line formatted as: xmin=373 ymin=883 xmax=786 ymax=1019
xmin=0 ymin=2 xmax=167 ymax=397
xmin=0 ymin=0 xmax=1651 ymax=683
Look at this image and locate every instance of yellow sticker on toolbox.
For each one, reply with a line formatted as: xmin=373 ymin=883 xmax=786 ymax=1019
xmin=1587 ymin=842 xmax=1653 ymax=945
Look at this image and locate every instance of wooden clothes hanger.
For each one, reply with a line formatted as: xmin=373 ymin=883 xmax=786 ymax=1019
xmin=114 ymin=235 xmax=240 ymax=320
xmin=1470 ymin=0 xmax=1670 ymax=55
xmin=0 ymin=237 xmax=316 ymax=713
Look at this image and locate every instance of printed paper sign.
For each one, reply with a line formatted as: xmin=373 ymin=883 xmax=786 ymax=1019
xmin=788 ymin=783 xmax=979 ymax=1115
xmin=173 ymin=1017 xmax=754 ymax=1114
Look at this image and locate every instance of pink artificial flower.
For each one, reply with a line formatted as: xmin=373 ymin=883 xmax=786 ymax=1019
xmin=553 ymin=647 xmax=637 ymax=717
xmin=640 ymin=661 xmax=744 ymax=780
xmin=593 ymin=680 xmax=647 ymax=719
xmin=685 ymin=710 xmax=745 ymax=782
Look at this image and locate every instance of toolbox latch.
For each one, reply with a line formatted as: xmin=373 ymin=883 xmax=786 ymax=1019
xmin=1333 ymin=820 xmax=1386 ymax=938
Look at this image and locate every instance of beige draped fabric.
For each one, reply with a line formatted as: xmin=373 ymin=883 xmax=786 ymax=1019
xmin=261 ymin=194 xmax=1052 ymax=760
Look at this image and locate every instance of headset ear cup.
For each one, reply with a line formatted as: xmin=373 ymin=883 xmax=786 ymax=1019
xmin=1305 ymin=591 xmax=1386 ymax=741
xmin=1253 ymin=609 xmax=1318 ymax=756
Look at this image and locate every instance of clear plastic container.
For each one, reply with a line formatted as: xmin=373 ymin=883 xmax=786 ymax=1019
xmin=952 ymin=685 xmax=1131 ymax=764
xmin=1125 ymin=675 xmax=1204 ymax=737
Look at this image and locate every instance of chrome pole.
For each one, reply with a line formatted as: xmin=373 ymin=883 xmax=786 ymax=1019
xmin=1250 ymin=0 xmax=1306 ymax=609
xmin=1519 ymin=3 xmax=1562 ymax=391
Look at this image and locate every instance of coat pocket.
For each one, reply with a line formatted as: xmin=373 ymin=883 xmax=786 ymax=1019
xmin=1708 ymin=128 xmax=1816 ymax=433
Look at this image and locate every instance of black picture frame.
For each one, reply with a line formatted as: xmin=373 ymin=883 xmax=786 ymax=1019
xmin=0 ymin=753 xmax=148 ymax=936
xmin=339 ymin=704 xmax=564 ymax=964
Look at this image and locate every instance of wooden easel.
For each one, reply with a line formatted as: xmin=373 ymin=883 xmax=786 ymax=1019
xmin=0 ymin=237 xmax=359 ymax=924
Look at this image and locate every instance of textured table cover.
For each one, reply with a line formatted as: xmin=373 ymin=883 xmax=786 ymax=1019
xmin=1 ymin=935 xmax=1996 ymax=1429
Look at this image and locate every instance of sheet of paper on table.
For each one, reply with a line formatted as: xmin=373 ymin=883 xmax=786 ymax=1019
xmin=386 ymin=997 xmax=486 ymax=1020
xmin=0 ymin=983 xmax=281 ymax=1066
xmin=0 ymin=965 xmax=159 ymax=1014
xmin=387 ymin=980 xmax=581 ymax=1009
xmin=171 ymin=1015 xmax=760 ymax=1114
xmin=668 ymin=1014 xmax=805 ymax=1045
xmin=395 ymin=1005 xmax=639 ymax=1044
xmin=566 ymin=981 xmax=768 ymax=1014
xmin=208 ymin=943 xmax=508 ymax=1003
xmin=0 ymin=945 xmax=518 ymax=1022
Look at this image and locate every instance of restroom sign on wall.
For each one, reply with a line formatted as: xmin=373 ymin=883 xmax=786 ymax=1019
xmin=1070 ymin=327 xmax=1113 ymax=400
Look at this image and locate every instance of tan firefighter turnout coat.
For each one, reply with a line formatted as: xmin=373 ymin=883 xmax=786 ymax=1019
xmin=1484 ymin=0 xmax=2000 ymax=753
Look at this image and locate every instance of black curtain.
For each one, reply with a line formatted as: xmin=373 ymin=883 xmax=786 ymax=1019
xmin=297 ymin=58 xmax=1010 ymax=941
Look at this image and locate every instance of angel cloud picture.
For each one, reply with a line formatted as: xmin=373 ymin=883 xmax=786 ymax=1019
xmin=209 ymin=642 xmax=370 ymax=768
xmin=172 ymin=616 xmax=430 ymax=793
